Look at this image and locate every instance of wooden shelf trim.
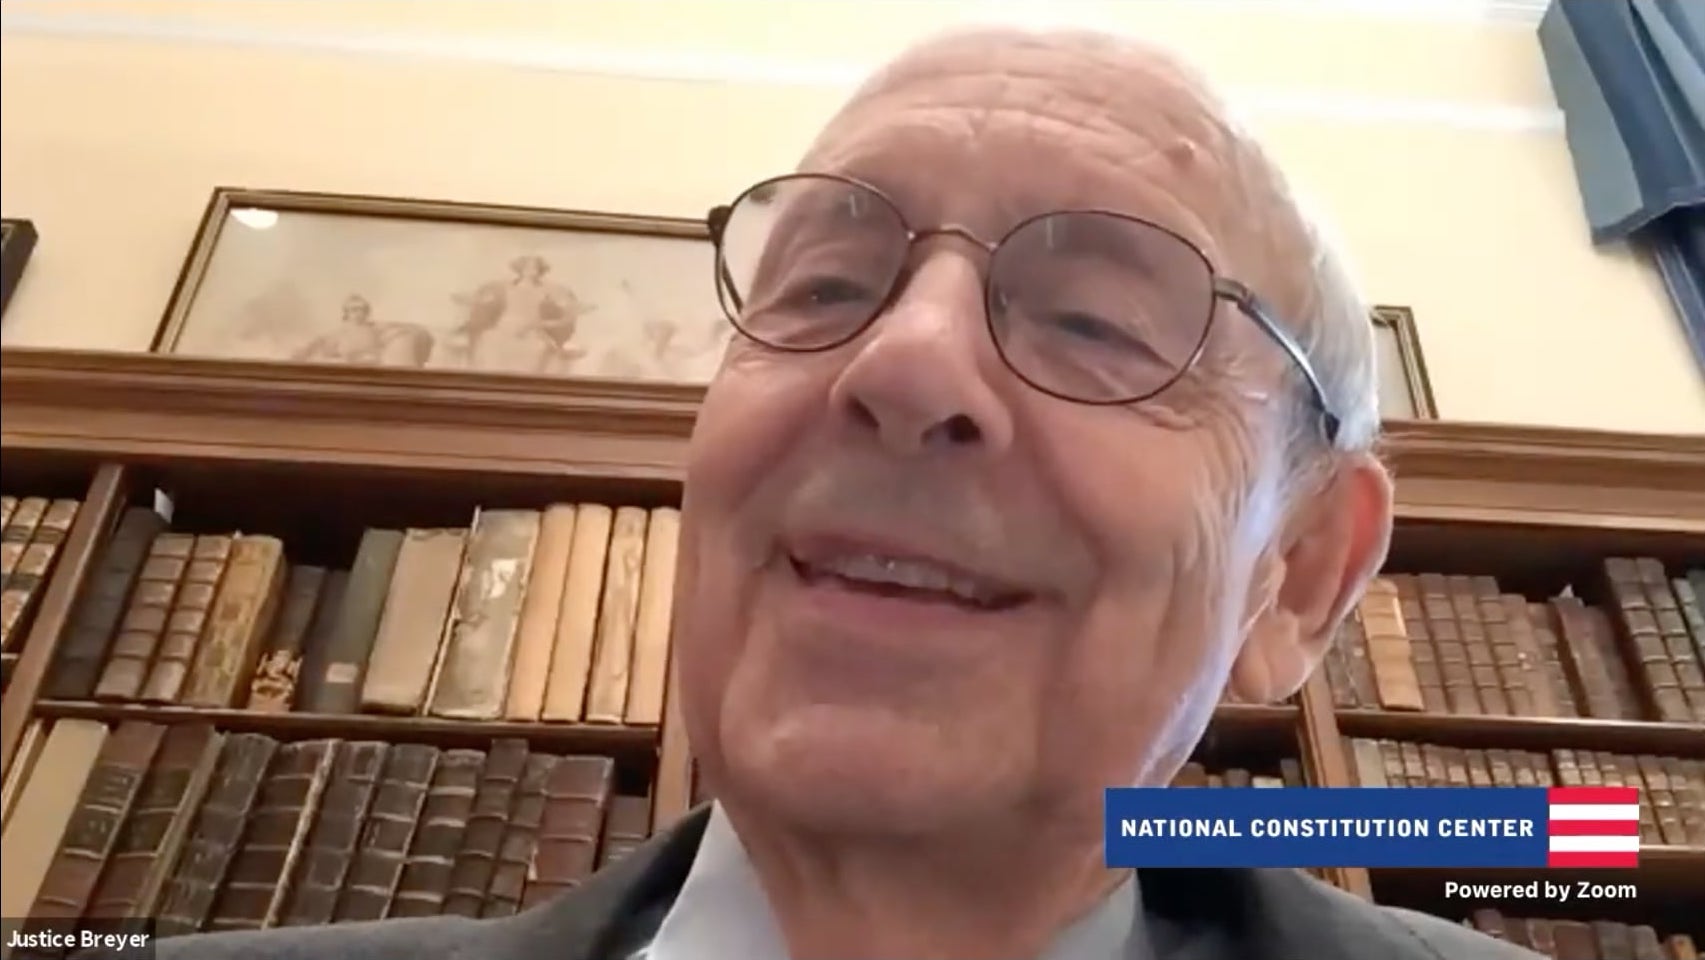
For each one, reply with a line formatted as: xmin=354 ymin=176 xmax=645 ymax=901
xmin=1333 ymin=710 xmax=1705 ymax=758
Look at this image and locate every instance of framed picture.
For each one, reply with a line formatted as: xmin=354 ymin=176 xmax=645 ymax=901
xmin=1 ymin=218 xmax=40 ymax=319
xmin=153 ymin=189 xmax=732 ymax=384
xmin=1371 ymin=305 xmax=1437 ymax=420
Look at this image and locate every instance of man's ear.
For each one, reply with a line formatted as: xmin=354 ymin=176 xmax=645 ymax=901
xmin=1227 ymin=452 xmax=1394 ymax=702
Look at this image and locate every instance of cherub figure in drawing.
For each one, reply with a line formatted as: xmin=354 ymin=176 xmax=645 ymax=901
xmin=292 ymin=294 xmax=436 ymax=368
xmin=443 ymin=254 xmax=593 ymax=375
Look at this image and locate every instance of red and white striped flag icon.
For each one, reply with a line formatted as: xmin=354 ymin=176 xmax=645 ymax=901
xmin=1546 ymin=786 xmax=1641 ymax=868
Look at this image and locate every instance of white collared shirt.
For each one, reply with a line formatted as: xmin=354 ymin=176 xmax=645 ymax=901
xmin=634 ymin=804 xmax=1155 ymax=960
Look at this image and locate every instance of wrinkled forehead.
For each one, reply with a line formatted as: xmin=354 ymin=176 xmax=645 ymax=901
xmin=800 ymin=30 xmax=1254 ymax=258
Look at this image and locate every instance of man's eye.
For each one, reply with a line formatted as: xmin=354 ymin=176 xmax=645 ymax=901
xmin=1047 ymin=311 xmax=1134 ymax=347
xmin=798 ymin=275 xmax=876 ymax=308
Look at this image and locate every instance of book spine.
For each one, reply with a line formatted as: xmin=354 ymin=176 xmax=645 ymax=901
xmin=519 ymin=754 xmax=614 ymax=910
xmin=481 ymin=753 xmax=556 ymax=918
xmin=43 ymin=508 xmax=167 ymax=700
xmin=1 ymin=498 xmax=79 ymax=650
xmin=299 ymin=529 xmax=403 ymax=714
xmin=360 ymin=528 xmax=468 ymax=715
xmin=440 ymin=739 xmax=530 ymax=917
xmin=280 ymin=740 xmax=388 ymax=926
xmin=430 ymin=511 xmax=540 ymax=720
xmin=94 ymin=533 xmax=195 ymax=701
xmin=153 ymin=733 xmax=280 ymax=937
xmin=182 ymin=535 xmax=287 ymax=707
xmin=205 ymin=738 xmax=336 ymax=931
xmin=334 ymin=743 xmax=439 ymax=922
xmin=246 ymin=565 xmax=327 ymax=712
xmin=140 ymin=534 xmax=232 ymax=703
xmin=388 ymin=747 xmax=484 ymax=917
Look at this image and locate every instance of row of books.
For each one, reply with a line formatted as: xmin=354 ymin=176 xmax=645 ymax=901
xmin=1465 ymin=910 xmax=1697 ymax=959
xmin=1343 ymin=737 xmax=1705 ymax=847
xmin=1325 ymin=560 xmax=1705 ymax=724
xmin=0 ymin=496 xmax=82 ymax=650
xmin=0 ymin=720 xmax=653 ymax=931
xmin=39 ymin=500 xmax=679 ymax=726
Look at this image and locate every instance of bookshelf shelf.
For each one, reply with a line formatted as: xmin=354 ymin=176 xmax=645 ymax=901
xmin=1333 ymin=710 xmax=1705 ymax=758
xmin=32 ymin=700 xmax=659 ymax=767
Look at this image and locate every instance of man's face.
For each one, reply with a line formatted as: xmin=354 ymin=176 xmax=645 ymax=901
xmin=676 ymin=37 xmax=1298 ymax=836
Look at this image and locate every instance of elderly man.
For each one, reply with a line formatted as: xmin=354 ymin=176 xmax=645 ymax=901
xmin=120 ymin=27 xmax=1537 ymax=960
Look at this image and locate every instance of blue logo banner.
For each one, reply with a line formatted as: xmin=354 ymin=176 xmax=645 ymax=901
xmin=1104 ymin=787 xmax=1560 ymax=868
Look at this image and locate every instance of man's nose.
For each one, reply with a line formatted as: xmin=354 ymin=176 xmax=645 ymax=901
xmin=826 ymin=253 xmax=1016 ymax=457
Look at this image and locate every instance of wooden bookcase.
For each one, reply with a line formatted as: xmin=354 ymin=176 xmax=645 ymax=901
xmin=3 ymin=346 xmax=1702 ymax=941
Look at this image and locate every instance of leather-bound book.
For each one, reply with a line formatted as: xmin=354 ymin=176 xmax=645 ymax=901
xmin=1526 ymin=601 xmax=1582 ymax=716
xmin=2 ymin=719 xmax=48 ymax=830
xmin=0 ymin=496 xmax=48 ymax=588
xmin=361 ymin=528 xmax=468 ymax=715
xmin=1171 ymin=762 xmax=1208 ymax=787
xmin=154 ymin=733 xmax=280 ymax=937
xmin=298 ymin=529 xmax=403 ymax=714
xmin=0 ymin=719 xmax=109 ymax=919
xmin=1552 ymin=920 xmax=1599 ymax=959
xmin=1 ymin=496 xmax=15 ymax=530
xmin=521 ymin=754 xmax=614 ymax=910
xmin=1525 ymin=919 xmax=1559 ymax=958
xmin=1499 ymin=594 xmax=1560 ymax=716
xmin=505 ymin=505 xmax=577 ymax=721
xmin=430 ymin=511 xmax=541 ymax=720
xmin=1419 ymin=745 xmax=1449 ymax=786
xmin=1551 ymin=596 xmax=1644 ymax=720
xmin=27 ymin=721 xmax=167 ymax=922
xmin=140 ymin=534 xmax=232 ymax=703
xmin=1321 ymin=633 xmax=1356 ymax=709
xmin=1388 ymin=574 xmax=1446 ymax=713
xmin=1665 ymin=757 xmax=1705 ymax=845
xmin=206 ymin=738 xmax=336 ymax=931
xmin=291 ymin=569 xmax=349 ymax=711
xmin=280 ymin=740 xmax=387 ymax=926
xmin=335 ymin=744 xmax=438 ymax=922
xmin=1604 ymin=558 xmax=1691 ymax=721
xmin=1607 ymin=753 xmax=1662 ymax=842
xmin=1441 ymin=747 xmax=1472 ymax=787
xmin=542 ymin=504 xmax=613 ymax=722
xmin=1343 ymin=739 xmax=1384 ymax=787
xmin=596 ymin=795 xmax=652 ymax=870
xmin=482 ymin=753 xmax=556 ymax=918
xmin=389 ymin=747 xmax=484 ymax=918
xmin=1470 ymin=577 xmax=1533 ymax=715
xmin=246 ymin=565 xmax=327 ymax=712
xmin=43 ymin=507 xmax=168 ymax=700
xmin=1337 ymin=603 xmax=1379 ymax=708
xmin=1484 ymin=750 xmax=1516 ymax=787
xmin=1 ymin=498 xmax=80 ymax=649
xmin=1638 ymin=754 xmax=1687 ymax=845
xmin=182 ymin=535 xmax=286 ymax=707
xmin=94 ymin=533 xmax=194 ymax=701
xmin=1445 ymin=575 xmax=1508 ymax=714
xmin=585 ymin=507 xmax=648 ymax=724
xmin=624 ymin=507 xmax=679 ymax=726
xmin=1595 ymin=920 xmax=1637 ymax=960
xmin=85 ymin=724 xmax=223 ymax=923
xmin=441 ymin=739 xmax=529 ymax=917
xmin=1631 ymin=927 xmax=1669 ymax=960
xmin=1417 ymin=573 xmax=1478 ymax=713
xmin=1356 ymin=578 xmax=1423 ymax=712
xmin=1673 ymin=574 xmax=1705 ymax=659
xmin=1634 ymin=558 xmax=1705 ymax=721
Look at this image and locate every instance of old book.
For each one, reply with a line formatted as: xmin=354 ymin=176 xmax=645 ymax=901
xmin=0 ymin=496 xmax=15 ymax=531
xmin=1356 ymin=578 xmax=1423 ymax=711
xmin=43 ymin=507 xmax=168 ymax=700
xmin=520 ymin=754 xmax=615 ymax=910
xmin=1345 ymin=739 xmax=1386 ymax=788
xmin=1418 ymin=573 xmax=1478 ymax=713
xmin=182 ymin=535 xmax=287 ymax=707
xmin=299 ymin=529 xmax=403 ymax=713
xmin=246 ymin=565 xmax=327 ymax=712
xmin=1337 ymin=606 xmax=1380 ymax=707
xmin=153 ymin=733 xmax=280 ymax=937
xmin=1446 ymin=575 xmax=1508 ymax=714
xmin=1551 ymin=596 xmax=1643 ymax=720
xmin=93 ymin=533 xmax=194 ymax=700
xmin=291 ymin=569 xmax=349 ymax=711
xmin=430 ymin=511 xmax=541 ymax=719
xmin=0 ymin=497 xmax=47 ymax=589
xmin=85 ymin=724 xmax=224 ymax=923
xmin=597 ymin=795 xmax=652 ymax=870
xmin=335 ymin=743 xmax=439 ymax=922
xmin=1279 ymin=758 xmax=1305 ymax=787
xmin=140 ymin=534 xmax=232 ymax=702
xmin=2 ymin=719 xmax=48 ymax=830
xmin=482 ymin=753 xmax=556 ymax=918
xmin=624 ymin=507 xmax=680 ymax=726
xmin=585 ymin=506 xmax=649 ymax=723
xmin=1417 ymin=744 xmax=1447 ymax=785
xmin=280 ymin=740 xmax=388 ymax=926
xmin=505 ymin=504 xmax=577 ymax=721
xmin=1666 ymin=757 xmax=1705 ymax=846
xmin=1638 ymin=754 xmax=1687 ymax=845
xmin=389 ymin=747 xmax=485 ymax=918
xmin=1674 ymin=574 xmax=1705 ymax=656
xmin=1389 ymin=575 xmax=1446 ymax=712
xmin=1471 ymin=577 xmax=1534 ymax=715
xmin=0 ymin=718 xmax=108 ymax=919
xmin=1527 ymin=601 xmax=1582 ymax=716
xmin=1376 ymin=740 xmax=1408 ymax=786
xmin=27 ymin=721 xmax=167 ymax=922
xmin=1633 ymin=558 xmax=1705 ymax=721
xmin=1604 ymin=558 xmax=1691 ymax=722
xmin=1552 ymin=920 xmax=1599 ymax=959
xmin=206 ymin=738 xmax=337 ymax=931
xmin=542 ymin=504 xmax=613 ymax=722
xmin=441 ymin=739 xmax=530 ymax=917
xmin=1631 ymin=926 xmax=1667 ymax=960
xmin=1595 ymin=921 xmax=1636 ymax=960
xmin=361 ymin=528 xmax=468 ymax=714
xmin=1499 ymin=594 xmax=1560 ymax=716
xmin=1321 ymin=635 xmax=1357 ymax=709
xmin=1172 ymin=762 xmax=1209 ymax=787
xmin=1 ymin=498 xmax=80 ymax=649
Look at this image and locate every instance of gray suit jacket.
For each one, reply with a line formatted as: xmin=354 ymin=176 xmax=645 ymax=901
xmin=98 ymin=806 xmax=1538 ymax=960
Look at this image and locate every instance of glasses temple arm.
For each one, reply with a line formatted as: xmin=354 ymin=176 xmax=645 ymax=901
xmin=1213 ymin=278 xmax=1343 ymax=445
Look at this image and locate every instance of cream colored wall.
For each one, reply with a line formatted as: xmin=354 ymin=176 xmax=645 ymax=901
xmin=3 ymin=0 xmax=1701 ymax=433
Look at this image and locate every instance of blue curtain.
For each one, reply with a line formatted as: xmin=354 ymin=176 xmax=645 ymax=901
xmin=1539 ymin=0 xmax=1705 ymax=375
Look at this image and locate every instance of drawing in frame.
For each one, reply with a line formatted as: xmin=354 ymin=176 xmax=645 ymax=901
xmin=1370 ymin=304 xmax=1437 ymax=420
xmin=1 ymin=218 xmax=40 ymax=320
xmin=151 ymin=188 xmax=731 ymax=384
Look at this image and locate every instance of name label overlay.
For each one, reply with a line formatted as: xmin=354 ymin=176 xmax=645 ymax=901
xmin=2 ymin=918 xmax=155 ymax=958
xmin=1103 ymin=786 xmax=1640 ymax=869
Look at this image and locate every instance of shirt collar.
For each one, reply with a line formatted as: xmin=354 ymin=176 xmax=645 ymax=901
xmin=641 ymin=803 xmax=1156 ymax=960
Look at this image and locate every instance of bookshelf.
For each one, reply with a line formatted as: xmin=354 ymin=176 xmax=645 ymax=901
xmin=2 ymin=346 xmax=1702 ymax=951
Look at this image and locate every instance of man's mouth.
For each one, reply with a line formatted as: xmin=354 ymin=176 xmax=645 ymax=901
xmin=787 ymin=549 xmax=1031 ymax=611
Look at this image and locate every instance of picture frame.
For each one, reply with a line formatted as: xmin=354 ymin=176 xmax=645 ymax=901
xmin=1370 ymin=305 xmax=1437 ymax=420
xmin=152 ymin=189 xmax=731 ymax=385
xmin=1 ymin=218 xmax=40 ymax=319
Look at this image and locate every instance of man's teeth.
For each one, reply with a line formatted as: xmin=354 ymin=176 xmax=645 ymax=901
xmin=803 ymin=553 xmax=999 ymax=605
